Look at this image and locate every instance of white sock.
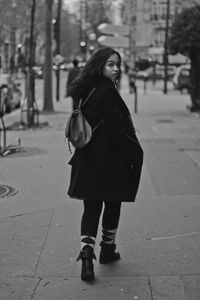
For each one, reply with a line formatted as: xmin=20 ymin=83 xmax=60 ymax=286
xmin=102 ymin=228 xmax=117 ymax=244
xmin=81 ymin=235 xmax=96 ymax=250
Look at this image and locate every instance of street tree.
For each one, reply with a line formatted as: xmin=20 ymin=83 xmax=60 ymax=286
xmin=27 ymin=0 xmax=36 ymax=126
xmin=0 ymin=0 xmax=45 ymax=47
xmin=85 ymin=0 xmax=111 ymax=40
xmin=60 ymin=10 xmax=80 ymax=60
xmin=43 ymin=0 xmax=54 ymax=112
xmin=169 ymin=4 xmax=200 ymax=111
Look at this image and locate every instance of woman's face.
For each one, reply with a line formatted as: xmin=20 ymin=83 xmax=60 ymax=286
xmin=102 ymin=53 xmax=120 ymax=82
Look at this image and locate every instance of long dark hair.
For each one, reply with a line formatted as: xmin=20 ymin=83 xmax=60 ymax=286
xmin=69 ymin=47 xmax=122 ymax=96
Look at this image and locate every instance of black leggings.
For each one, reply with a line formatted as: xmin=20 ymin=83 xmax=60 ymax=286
xmin=81 ymin=199 xmax=122 ymax=237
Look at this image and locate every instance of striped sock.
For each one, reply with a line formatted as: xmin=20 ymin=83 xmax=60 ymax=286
xmin=102 ymin=228 xmax=117 ymax=244
xmin=81 ymin=235 xmax=96 ymax=250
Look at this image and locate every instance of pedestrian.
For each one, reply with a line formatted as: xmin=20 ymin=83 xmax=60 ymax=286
xmin=66 ymin=58 xmax=81 ymax=110
xmin=128 ymin=67 xmax=137 ymax=94
xmin=67 ymin=47 xmax=143 ymax=281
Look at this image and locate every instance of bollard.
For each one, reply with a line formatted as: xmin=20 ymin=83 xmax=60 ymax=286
xmin=128 ymin=68 xmax=138 ymax=113
xmin=134 ymin=86 xmax=138 ymax=114
xmin=143 ymin=75 xmax=148 ymax=94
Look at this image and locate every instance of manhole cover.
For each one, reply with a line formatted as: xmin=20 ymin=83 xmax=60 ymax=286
xmin=0 ymin=185 xmax=18 ymax=198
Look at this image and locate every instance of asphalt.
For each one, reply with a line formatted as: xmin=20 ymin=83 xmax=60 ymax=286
xmin=0 ymin=77 xmax=200 ymax=299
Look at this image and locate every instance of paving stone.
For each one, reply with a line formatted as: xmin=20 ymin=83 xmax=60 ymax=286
xmin=34 ymin=204 xmax=82 ymax=278
xmin=181 ymin=275 xmax=200 ymax=300
xmin=33 ymin=276 xmax=152 ymax=300
xmin=0 ymin=210 xmax=53 ymax=277
xmin=186 ymin=150 xmax=200 ymax=168
xmin=150 ymin=276 xmax=187 ymax=300
xmin=0 ymin=277 xmax=39 ymax=300
xmin=144 ymin=144 xmax=200 ymax=195
xmin=34 ymin=202 xmax=200 ymax=278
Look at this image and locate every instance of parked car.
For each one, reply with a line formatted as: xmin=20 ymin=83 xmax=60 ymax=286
xmin=156 ymin=65 xmax=176 ymax=79
xmin=136 ymin=64 xmax=176 ymax=80
xmin=173 ymin=64 xmax=191 ymax=92
xmin=136 ymin=67 xmax=153 ymax=79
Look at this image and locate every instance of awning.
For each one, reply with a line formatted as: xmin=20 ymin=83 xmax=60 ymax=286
xmin=148 ymin=47 xmax=164 ymax=55
xmin=168 ymin=53 xmax=190 ymax=64
xmin=97 ymin=35 xmax=129 ymax=49
xmin=97 ymin=23 xmax=129 ymax=37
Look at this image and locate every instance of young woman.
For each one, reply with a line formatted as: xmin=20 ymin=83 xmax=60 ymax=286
xmin=68 ymin=47 xmax=143 ymax=281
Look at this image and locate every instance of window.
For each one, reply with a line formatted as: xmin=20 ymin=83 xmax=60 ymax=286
xmin=151 ymin=0 xmax=174 ymax=21
xmin=157 ymin=29 xmax=165 ymax=46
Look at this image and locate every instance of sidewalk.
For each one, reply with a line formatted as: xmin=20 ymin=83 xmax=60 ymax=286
xmin=0 ymin=80 xmax=200 ymax=299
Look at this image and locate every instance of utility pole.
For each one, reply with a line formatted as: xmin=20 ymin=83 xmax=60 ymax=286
xmin=55 ymin=0 xmax=62 ymax=102
xmin=129 ymin=0 xmax=137 ymax=69
xmin=43 ymin=0 xmax=54 ymax=111
xmin=163 ymin=0 xmax=170 ymax=94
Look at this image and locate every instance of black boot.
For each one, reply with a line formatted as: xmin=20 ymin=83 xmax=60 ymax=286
xmin=99 ymin=242 xmax=120 ymax=264
xmin=77 ymin=245 xmax=96 ymax=281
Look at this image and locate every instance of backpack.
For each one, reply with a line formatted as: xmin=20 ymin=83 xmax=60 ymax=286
xmin=65 ymin=88 xmax=102 ymax=152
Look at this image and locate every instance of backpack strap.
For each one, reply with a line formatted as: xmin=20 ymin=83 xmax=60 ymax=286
xmin=81 ymin=87 xmax=96 ymax=108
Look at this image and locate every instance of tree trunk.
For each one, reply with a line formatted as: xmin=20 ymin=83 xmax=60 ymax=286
xmin=190 ymin=56 xmax=200 ymax=109
xmin=55 ymin=0 xmax=62 ymax=102
xmin=43 ymin=0 xmax=54 ymax=112
xmin=27 ymin=0 xmax=36 ymax=126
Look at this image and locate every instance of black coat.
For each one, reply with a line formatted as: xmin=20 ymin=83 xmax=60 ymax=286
xmin=68 ymin=75 xmax=143 ymax=202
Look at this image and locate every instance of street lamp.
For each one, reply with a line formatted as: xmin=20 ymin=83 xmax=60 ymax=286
xmin=52 ymin=18 xmax=57 ymax=39
xmin=17 ymin=43 xmax=22 ymax=71
xmin=163 ymin=0 xmax=170 ymax=94
xmin=11 ymin=0 xmax=17 ymax=74
xmin=80 ymin=41 xmax=86 ymax=56
xmin=4 ymin=40 xmax=9 ymax=73
xmin=129 ymin=0 xmax=137 ymax=69
xmin=88 ymin=32 xmax=96 ymax=54
xmin=55 ymin=0 xmax=62 ymax=102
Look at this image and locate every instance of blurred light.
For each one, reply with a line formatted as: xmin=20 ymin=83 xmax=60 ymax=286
xmin=80 ymin=41 xmax=86 ymax=47
xmin=89 ymin=33 xmax=96 ymax=41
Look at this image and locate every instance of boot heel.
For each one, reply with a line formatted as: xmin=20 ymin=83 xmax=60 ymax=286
xmin=99 ymin=242 xmax=120 ymax=264
xmin=77 ymin=245 xmax=96 ymax=281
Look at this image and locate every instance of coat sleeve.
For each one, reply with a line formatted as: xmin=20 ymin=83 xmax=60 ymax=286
xmin=100 ymin=87 xmax=143 ymax=166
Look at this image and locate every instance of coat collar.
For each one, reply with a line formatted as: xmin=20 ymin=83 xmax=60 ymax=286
xmin=95 ymin=75 xmax=116 ymax=88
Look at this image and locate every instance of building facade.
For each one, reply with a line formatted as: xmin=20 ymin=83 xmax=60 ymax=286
xmin=122 ymin=0 xmax=200 ymax=63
